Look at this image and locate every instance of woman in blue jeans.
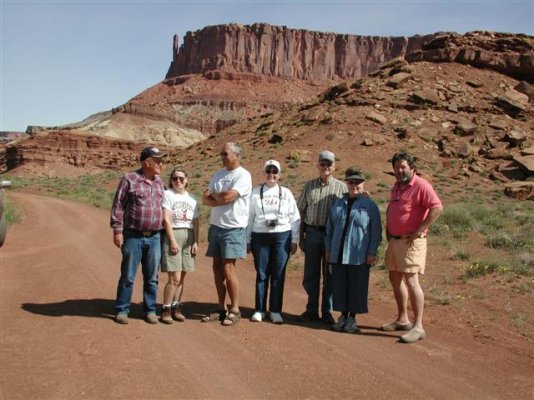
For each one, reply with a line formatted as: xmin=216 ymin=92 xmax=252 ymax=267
xmin=325 ymin=167 xmax=382 ymax=333
xmin=246 ymin=160 xmax=301 ymax=324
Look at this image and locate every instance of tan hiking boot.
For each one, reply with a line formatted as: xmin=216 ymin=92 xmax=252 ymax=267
xmin=172 ymin=304 xmax=186 ymax=322
xmin=159 ymin=307 xmax=173 ymax=324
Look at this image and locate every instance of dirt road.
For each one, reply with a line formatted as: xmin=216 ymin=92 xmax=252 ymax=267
xmin=1 ymin=193 xmax=532 ymax=399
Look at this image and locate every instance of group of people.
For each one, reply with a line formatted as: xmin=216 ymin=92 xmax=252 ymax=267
xmin=110 ymin=142 xmax=442 ymax=343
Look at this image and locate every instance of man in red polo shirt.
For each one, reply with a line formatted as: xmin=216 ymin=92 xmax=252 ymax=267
xmin=381 ymin=152 xmax=442 ymax=343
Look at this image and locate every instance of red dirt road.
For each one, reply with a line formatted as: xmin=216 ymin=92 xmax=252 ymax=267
xmin=1 ymin=193 xmax=532 ymax=399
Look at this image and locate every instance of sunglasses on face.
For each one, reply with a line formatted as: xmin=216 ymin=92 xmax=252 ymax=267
xmin=265 ymin=168 xmax=279 ymax=175
xmin=220 ymin=152 xmax=230 ymax=156
xmin=347 ymin=180 xmax=363 ymax=185
xmin=172 ymin=176 xmax=186 ymax=182
xmin=319 ymin=162 xmax=332 ymax=168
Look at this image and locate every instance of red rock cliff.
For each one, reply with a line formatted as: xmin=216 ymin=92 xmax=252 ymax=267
xmin=166 ymin=23 xmax=437 ymax=81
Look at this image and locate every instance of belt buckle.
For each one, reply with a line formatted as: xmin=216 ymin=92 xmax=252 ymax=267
xmin=142 ymin=231 xmax=151 ymax=237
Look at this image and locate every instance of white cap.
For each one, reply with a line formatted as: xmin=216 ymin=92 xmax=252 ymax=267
xmin=264 ymin=159 xmax=281 ymax=173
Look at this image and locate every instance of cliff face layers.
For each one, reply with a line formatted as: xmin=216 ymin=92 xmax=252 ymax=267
xmin=166 ymin=23 xmax=437 ymax=81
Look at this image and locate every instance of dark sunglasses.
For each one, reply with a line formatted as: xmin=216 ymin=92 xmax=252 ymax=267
xmin=319 ymin=162 xmax=332 ymax=167
xmin=265 ymin=168 xmax=279 ymax=174
xmin=347 ymin=180 xmax=363 ymax=185
xmin=220 ymin=152 xmax=229 ymax=156
xmin=172 ymin=176 xmax=186 ymax=182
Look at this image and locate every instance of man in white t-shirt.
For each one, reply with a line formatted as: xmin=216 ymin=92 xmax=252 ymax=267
xmin=202 ymin=142 xmax=252 ymax=326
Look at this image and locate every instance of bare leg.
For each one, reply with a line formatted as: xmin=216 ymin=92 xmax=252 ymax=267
xmin=172 ymin=271 xmax=187 ymax=304
xmin=388 ymin=270 xmax=411 ymax=324
xmin=222 ymin=258 xmax=239 ymax=311
xmin=212 ymin=258 xmax=227 ymax=310
xmin=163 ymin=272 xmax=180 ymax=306
xmin=403 ymin=272 xmax=425 ymax=330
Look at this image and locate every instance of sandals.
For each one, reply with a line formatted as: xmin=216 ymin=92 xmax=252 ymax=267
xmin=222 ymin=310 xmax=241 ymax=326
xmin=201 ymin=309 xmax=226 ymax=323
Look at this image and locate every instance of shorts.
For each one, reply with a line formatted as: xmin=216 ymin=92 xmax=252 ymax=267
xmin=385 ymin=237 xmax=427 ymax=274
xmin=161 ymin=228 xmax=195 ymax=272
xmin=206 ymin=225 xmax=246 ymax=260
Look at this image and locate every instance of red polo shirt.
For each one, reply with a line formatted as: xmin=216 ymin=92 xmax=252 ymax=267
xmin=387 ymin=174 xmax=442 ymax=236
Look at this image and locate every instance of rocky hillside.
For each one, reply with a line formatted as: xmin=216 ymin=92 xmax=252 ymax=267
xmin=2 ymin=24 xmax=533 ymax=201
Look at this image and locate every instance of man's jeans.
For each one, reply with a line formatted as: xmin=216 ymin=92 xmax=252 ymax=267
xmin=251 ymin=231 xmax=291 ymax=313
xmin=115 ymin=232 xmax=161 ymax=315
xmin=302 ymin=227 xmax=332 ymax=315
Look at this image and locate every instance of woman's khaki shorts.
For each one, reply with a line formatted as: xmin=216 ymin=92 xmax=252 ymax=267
xmin=161 ymin=228 xmax=195 ymax=272
xmin=385 ymin=237 xmax=427 ymax=274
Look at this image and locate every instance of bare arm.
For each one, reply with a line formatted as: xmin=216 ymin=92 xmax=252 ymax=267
xmin=203 ymin=188 xmax=239 ymax=207
xmin=191 ymin=217 xmax=199 ymax=256
xmin=163 ymin=209 xmax=178 ymax=254
xmin=408 ymin=207 xmax=442 ymax=242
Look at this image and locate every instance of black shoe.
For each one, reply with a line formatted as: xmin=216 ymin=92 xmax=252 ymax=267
xmin=321 ymin=312 xmax=336 ymax=325
xmin=297 ymin=310 xmax=319 ymax=322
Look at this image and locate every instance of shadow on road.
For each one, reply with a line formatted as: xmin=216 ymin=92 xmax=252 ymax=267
xmin=22 ymin=298 xmax=135 ymax=320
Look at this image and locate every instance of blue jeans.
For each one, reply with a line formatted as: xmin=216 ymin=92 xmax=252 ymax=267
xmin=302 ymin=227 xmax=332 ymax=315
xmin=115 ymin=231 xmax=161 ymax=315
xmin=251 ymin=231 xmax=291 ymax=313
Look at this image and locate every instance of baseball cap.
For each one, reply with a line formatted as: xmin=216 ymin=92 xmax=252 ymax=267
xmin=344 ymin=167 xmax=365 ymax=181
xmin=140 ymin=147 xmax=167 ymax=161
xmin=264 ymin=159 xmax=281 ymax=173
xmin=318 ymin=150 xmax=335 ymax=163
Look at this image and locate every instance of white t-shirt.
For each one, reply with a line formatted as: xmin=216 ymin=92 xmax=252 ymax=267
xmin=246 ymin=184 xmax=301 ymax=243
xmin=162 ymin=189 xmax=199 ymax=229
xmin=208 ymin=166 xmax=252 ymax=228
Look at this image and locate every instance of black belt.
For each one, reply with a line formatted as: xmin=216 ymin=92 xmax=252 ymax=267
xmin=125 ymin=229 xmax=160 ymax=237
xmin=307 ymin=225 xmax=326 ymax=232
xmin=390 ymin=234 xmax=426 ymax=239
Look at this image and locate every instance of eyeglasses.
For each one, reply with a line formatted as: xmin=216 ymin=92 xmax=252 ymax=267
xmin=319 ymin=162 xmax=332 ymax=168
xmin=347 ymin=180 xmax=363 ymax=185
xmin=150 ymin=159 xmax=164 ymax=165
xmin=220 ymin=152 xmax=229 ymax=156
xmin=265 ymin=168 xmax=279 ymax=175
xmin=172 ymin=176 xmax=186 ymax=182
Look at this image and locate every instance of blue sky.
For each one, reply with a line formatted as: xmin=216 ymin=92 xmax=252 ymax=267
xmin=1 ymin=0 xmax=533 ymax=132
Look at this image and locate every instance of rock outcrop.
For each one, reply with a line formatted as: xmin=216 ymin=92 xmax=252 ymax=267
xmin=166 ymin=23 xmax=439 ymax=81
xmin=406 ymin=31 xmax=534 ymax=82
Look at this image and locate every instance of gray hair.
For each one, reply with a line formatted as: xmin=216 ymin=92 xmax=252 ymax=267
xmin=226 ymin=142 xmax=243 ymax=157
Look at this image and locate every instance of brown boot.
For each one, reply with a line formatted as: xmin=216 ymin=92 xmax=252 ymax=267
xmin=160 ymin=307 xmax=173 ymax=324
xmin=172 ymin=304 xmax=186 ymax=322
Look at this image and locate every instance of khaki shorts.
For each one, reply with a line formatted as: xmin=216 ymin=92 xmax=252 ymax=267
xmin=385 ymin=237 xmax=427 ymax=274
xmin=161 ymin=228 xmax=195 ymax=272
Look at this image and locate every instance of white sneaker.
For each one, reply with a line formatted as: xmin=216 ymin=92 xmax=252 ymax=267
xmin=270 ymin=312 xmax=284 ymax=324
xmin=250 ymin=311 xmax=265 ymax=322
xmin=332 ymin=315 xmax=347 ymax=331
xmin=343 ymin=316 xmax=359 ymax=333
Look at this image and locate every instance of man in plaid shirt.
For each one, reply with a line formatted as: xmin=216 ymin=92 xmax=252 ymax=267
xmin=110 ymin=147 xmax=166 ymax=324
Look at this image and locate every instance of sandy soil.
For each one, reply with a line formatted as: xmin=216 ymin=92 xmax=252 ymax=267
xmin=1 ymin=192 xmax=532 ymax=399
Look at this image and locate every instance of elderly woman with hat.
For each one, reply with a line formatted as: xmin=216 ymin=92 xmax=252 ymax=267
xmin=246 ymin=160 xmax=301 ymax=324
xmin=325 ymin=166 xmax=382 ymax=333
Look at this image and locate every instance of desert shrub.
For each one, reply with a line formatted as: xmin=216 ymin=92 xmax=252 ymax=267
xmin=465 ymin=260 xmax=503 ymax=278
xmin=3 ymin=195 xmax=22 ymax=224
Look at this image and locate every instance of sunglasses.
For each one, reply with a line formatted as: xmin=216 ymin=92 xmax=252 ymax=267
xmin=319 ymin=162 xmax=332 ymax=168
xmin=220 ymin=152 xmax=229 ymax=156
xmin=347 ymin=180 xmax=363 ymax=185
xmin=265 ymin=168 xmax=279 ymax=174
xmin=172 ymin=176 xmax=186 ymax=182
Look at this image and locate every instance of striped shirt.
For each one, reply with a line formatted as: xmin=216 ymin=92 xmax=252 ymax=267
xmin=297 ymin=177 xmax=347 ymax=227
xmin=110 ymin=169 xmax=165 ymax=234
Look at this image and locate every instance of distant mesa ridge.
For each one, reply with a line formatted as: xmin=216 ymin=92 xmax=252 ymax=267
xmin=166 ymin=23 xmax=534 ymax=83
xmin=165 ymin=22 xmax=437 ymax=81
